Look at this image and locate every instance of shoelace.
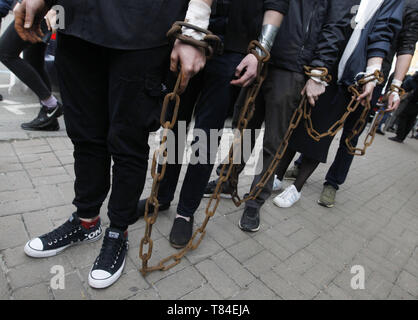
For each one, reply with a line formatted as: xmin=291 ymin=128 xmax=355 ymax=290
xmin=44 ymin=220 xmax=80 ymax=244
xmin=96 ymin=235 xmax=124 ymax=269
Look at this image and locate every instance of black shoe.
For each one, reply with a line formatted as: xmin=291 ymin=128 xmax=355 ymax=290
xmin=88 ymin=228 xmax=129 ymax=289
xmin=169 ymin=217 xmax=194 ymax=249
xmin=0 ymin=94 xmax=3 ymax=101
xmin=376 ymin=128 xmax=385 ymax=135
xmin=21 ymin=102 xmax=63 ymax=131
xmin=24 ymin=213 xmax=102 ymax=258
xmin=136 ymin=198 xmax=170 ymax=218
xmin=204 ymin=179 xmax=234 ymax=199
xmin=238 ymin=206 xmax=260 ymax=232
xmin=388 ymin=136 xmax=403 ymax=143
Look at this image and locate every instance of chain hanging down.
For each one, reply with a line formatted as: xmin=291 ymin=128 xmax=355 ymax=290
xmin=139 ymin=22 xmax=221 ymax=276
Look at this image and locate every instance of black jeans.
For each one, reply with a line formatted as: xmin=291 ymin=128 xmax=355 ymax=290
xmin=157 ymin=52 xmax=243 ymax=217
xmin=396 ymin=101 xmax=418 ymax=141
xmin=0 ymin=20 xmax=51 ymax=100
xmin=55 ymin=34 xmax=168 ymax=227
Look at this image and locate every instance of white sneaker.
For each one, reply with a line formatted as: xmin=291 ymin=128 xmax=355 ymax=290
xmin=272 ymin=175 xmax=283 ymax=191
xmin=273 ymin=185 xmax=301 ymax=208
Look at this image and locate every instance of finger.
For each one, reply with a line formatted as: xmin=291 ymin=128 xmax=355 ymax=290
xmin=170 ymin=51 xmax=179 ymax=73
xmin=235 ymin=62 xmax=246 ymax=78
xmin=232 ymin=71 xmax=253 ymax=87
xmin=308 ymin=95 xmax=316 ymax=106
xmin=301 ymin=86 xmax=306 ymax=96
xmin=178 ymin=71 xmax=191 ymax=94
xmin=24 ymin=3 xmax=35 ymax=29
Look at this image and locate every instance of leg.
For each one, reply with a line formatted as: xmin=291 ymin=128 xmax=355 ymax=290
xmin=107 ymin=46 xmax=170 ymax=229
xmin=294 ymin=155 xmax=320 ymax=192
xmin=56 ymin=34 xmax=111 ymax=219
xmin=24 ymin=35 xmax=108 ymax=260
xmin=0 ymin=21 xmax=51 ymax=100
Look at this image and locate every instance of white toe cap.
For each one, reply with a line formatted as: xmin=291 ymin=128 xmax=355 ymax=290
xmin=28 ymin=238 xmax=43 ymax=251
xmin=90 ymin=270 xmax=111 ymax=280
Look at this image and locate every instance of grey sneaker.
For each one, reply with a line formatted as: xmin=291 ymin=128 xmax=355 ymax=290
xmin=284 ymin=165 xmax=299 ymax=181
xmin=318 ymin=184 xmax=337 ymax=208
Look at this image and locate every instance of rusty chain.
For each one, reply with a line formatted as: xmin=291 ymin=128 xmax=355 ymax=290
xmin=345 ymin=76 xmax=404 ymax=156
xmin=139 ymin=26 xmax=386 ymax=275
xmin=139 ymin=22 xmax=221 ymax=275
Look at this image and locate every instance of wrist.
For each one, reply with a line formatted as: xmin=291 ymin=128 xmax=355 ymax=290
xmin=182 ymin=0 xmax=211 ymax=41
xmin=310 ymin=69 xmax=329 ymax=87
xmin=256 ymin=24 xmax=279 ymax=57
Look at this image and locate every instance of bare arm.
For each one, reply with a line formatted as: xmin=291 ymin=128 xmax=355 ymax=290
xmin=357 ymin=57 xmax=384 ymax=105
xmin=386 ymin=54 xmax=414 ymax=110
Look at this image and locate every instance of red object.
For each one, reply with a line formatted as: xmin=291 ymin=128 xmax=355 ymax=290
xmin=51 ymin=33 xmax=57 ymax=41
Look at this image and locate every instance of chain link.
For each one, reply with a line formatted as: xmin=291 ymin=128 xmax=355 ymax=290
xmin=139 ymin=22 xmax=221 ymax=276
xmin=140 ymin=32 xmax=385 ymax=274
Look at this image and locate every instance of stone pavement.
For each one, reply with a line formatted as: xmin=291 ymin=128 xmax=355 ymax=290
xmin=0 ymin=126 xmax=417 ymax=300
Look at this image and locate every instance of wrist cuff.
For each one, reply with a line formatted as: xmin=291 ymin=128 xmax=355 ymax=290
xmin=182 ymin=0 xmax=211 ymax=41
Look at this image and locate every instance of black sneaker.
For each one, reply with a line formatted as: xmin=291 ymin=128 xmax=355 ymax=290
xmin=88 ymin=228 xmax=128 ymax=289
xmin=0 ymin=94 xmax=3 ymax=101
xmin=24 ymin=213 xmax=102 ymax=258
xmin=169 ymin=217 xmax=194 ymax=249
xmin=21 ymin=102 xmax=63 ymax=131
xmin=376 ymin=128 xmax=385 ymax=135
xmin=388 ymin=136 xmax=403 ymax=143
xmin=238 ymin=206 xmax=260 ymax=232
xmin=204 ymin=179 xmax=234 ymax=199
xmin=136 ymin=198 xmax=170 ymax=218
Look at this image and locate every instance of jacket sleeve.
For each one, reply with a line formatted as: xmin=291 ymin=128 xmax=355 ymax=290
xmin=263 ymin=0 xmax=289 ymax=15
xmin=367 ymin=0 xmax=405 ymax=59
xmin=0 ymin=0 xmax=14 ymax=18
xmin=310 ymin=0 xmax=358 ymax=71
xmin=396 ymin=3 xmax=418 ymax=56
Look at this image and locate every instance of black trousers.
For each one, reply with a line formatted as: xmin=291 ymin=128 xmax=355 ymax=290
xmin=158 ymin=52 xmax=243 ymax=217
xmin=55 ymin=34 xmax=168 ymax=227
xmin=0 ymin=20 xmax=51 ymax=100
xmin=396 ymin=102 xmax=418 ymax=141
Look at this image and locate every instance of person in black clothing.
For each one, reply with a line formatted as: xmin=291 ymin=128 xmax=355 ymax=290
xmin=0 ymin=0 xmax=14 ymax=102
xmin=389 ymin=73 xmax=418 ymax=142
xmin=16 ymin=0 xmax=216 ymax=289
xmin=206 ymin=0 xmax=360 ymax=232
xmin=136 ymin=0 xmax=289 ymax=248
xmin=0 ymin=4 xmax=62 ymax=131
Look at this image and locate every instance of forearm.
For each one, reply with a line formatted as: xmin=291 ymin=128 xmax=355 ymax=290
xmin=183 ymin=0 xmax=213 ymax=40
xmin=393 ymin=54 xmax=413 ymax=83
xmin=263 ymin=10 xmax=284 ymax=27
xmin=256 ymin=10 xmax=284 ymax=56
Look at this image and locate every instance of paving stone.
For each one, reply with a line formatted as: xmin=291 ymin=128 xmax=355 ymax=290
xmin=196 ymin=259 xmax=240 ymax=298
xmin=51 ymin=272 xmax=89 ymax=300
xmin=231 ymin=279 xmax=277 ymax=300
xmin=212 ymin=250 xmax=255 ymax=288
xmin=181 ymin=283 xmax=222 ymax=300
xmin=155 ymin=266 xmax=206 ymax=300
xmin=259 ymin=270 xmax=305 ymax=300
xmin=396 ymin=271 xmax=418 ymax=297
xmin=12 ymin=283 xmax=52 ymax=300
xmin=0 ymin=215 xmax=28 ymax=250
xmin=226 ymin=238 xmax=264 ymax=264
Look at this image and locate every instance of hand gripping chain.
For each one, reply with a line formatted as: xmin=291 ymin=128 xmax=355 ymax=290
xmin=139 ymin=22 xmax=221 ymax=276
xmin=344 ymin=70 xmax=385 ymax=156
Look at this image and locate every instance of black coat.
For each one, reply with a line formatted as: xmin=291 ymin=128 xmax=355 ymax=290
xmin=270 ymin=0 xmax=360 ymax=75
xmin=224 ymin=0 xmax=290 ymax=54
xmin=382 ymin=0 xmax=418 ymax=79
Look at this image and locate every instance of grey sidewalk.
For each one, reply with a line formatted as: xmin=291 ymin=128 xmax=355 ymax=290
xmin=0 ymin=129 xmax=417 ymax=300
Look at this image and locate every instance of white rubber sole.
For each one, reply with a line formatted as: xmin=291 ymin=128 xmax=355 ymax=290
xmin=273 ymin=196 xmax=300 ymax=208
xmin=88 ymin=258 xmax=126 ymax=289
xmin=24 ymin=233 xmax=103 ymax=258
xmin=238 ymin=219 xmax=260 ymax=232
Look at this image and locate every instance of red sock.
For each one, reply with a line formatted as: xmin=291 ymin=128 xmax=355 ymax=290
xmin=80 ymin=217 xmax=100 ymax=229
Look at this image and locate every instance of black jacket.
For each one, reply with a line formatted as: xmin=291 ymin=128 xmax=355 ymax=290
xmin=340 ymin=0 xmax=404 ymax=86
xmin=224 ymin=0 xmax=290 ymax=54
xmin=55 ymin=0 xmax=188 ymax=50
xmin=270 ymin=0 xmax=360 ymax=75
xmin=382 ymin=0 xmax=418 ymax=79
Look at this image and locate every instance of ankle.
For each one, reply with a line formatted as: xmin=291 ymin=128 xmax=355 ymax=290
xmin=80 ymin=216 xmax=100 ymax=229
